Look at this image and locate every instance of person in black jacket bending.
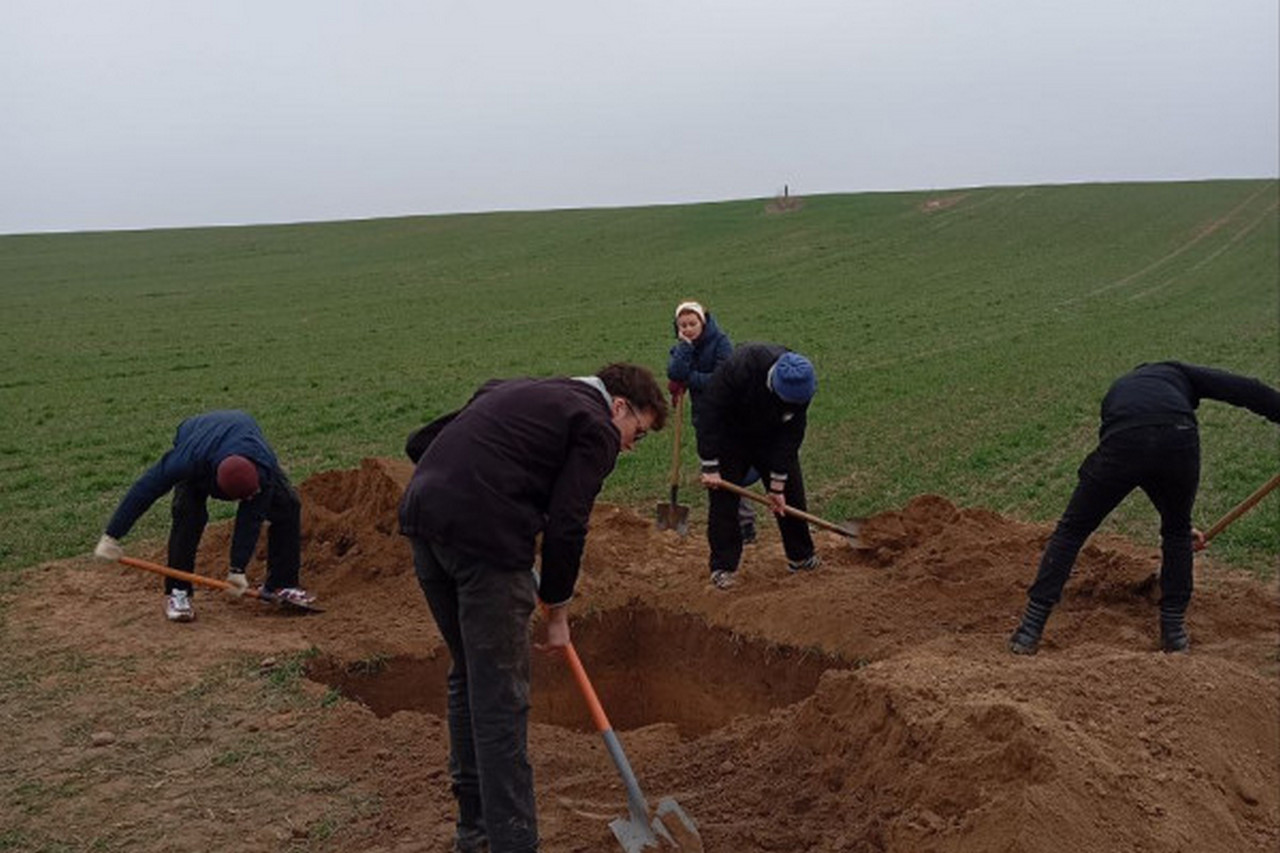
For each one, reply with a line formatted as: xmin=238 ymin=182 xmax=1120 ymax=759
xmin=697 ymin=343 xmax=820 ymax=590
xmin=399 ymin=363 xmax=666 ymax=853
xmin=1010 ymin=362 xmax=1280 ymax=655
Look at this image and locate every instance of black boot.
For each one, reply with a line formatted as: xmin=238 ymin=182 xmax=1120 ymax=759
xmin=1160 ymin=603 xmax=1190 ymax=653
xmin=1009 ymin=598 xmax=1053 ymax=655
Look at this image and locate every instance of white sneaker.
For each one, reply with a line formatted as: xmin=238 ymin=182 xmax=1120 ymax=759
xmin=166 ymin=590 xmax=195 ymax=622
xmin=710 ymin=570 xmax=738 ymax=590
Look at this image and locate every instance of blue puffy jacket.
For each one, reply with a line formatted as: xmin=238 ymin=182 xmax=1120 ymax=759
xmin=667 ymin=312 xmax=733 ymax=423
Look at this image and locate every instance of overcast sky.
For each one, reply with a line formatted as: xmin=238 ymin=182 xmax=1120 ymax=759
xmin=2 ymin=0 xmax=1277 ymax=234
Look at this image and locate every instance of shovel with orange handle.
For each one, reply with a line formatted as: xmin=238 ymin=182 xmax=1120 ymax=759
xmin=561 ymin=639 xmax=701 ymax=851
xmin=116 ymin=556 xmax=324 ymax=613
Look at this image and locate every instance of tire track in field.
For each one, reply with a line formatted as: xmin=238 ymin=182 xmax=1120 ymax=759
xmin=1128 ymin=195 xmax=1279 ymax=302
xmin=1074 ymin=182 xmax=1276 ymax=303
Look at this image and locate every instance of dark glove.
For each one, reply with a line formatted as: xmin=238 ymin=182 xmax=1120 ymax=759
xmin=668 ymin=379 xmax=686 ymax=400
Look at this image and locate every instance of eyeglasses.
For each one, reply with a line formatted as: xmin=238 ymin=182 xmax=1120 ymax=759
xmin=622 ymin=400 xmax=648 ymax=443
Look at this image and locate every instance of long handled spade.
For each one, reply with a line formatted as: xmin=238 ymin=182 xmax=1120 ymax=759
xmin=1134 ymin=471 xmax=1280 ymax=595
xmin=561 ymin=641 xmax=701 ymax=852
xmin=655 ymin=394 xmax=690 ymax=535
xmin=713 ymin=480 xmax=867 ymax=548
xmin=116 ymin=556 xmax=324 ymax=613
xmin=1200 ymin=471 xmax=1280 ymax=544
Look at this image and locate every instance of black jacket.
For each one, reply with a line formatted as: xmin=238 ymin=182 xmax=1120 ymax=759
xmin=696 ymin=343 xmax=808 ymax=481
xmin=1100 ymin=362 xmax=1280 ymax=442
xmin=399 ymin=378 xmax=621 ymax=605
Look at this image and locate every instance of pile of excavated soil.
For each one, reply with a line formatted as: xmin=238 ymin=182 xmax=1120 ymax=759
xmin=9 ymin=458 xmax=1278 ymax=851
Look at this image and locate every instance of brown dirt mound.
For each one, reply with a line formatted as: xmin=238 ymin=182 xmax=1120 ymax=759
xmin=5 ymin=459 xmax=1277 ymax=851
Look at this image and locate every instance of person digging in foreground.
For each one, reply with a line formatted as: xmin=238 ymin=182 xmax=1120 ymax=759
xmin=93 ymin=410 xmax=312 ymax=622
xmin=696 ymin=343 xmax=820 ymax=590
xmin=1010 ymin=362 xmax=1280 ymax=656
xmin=399 ymin=363 xmax=667 ymax=853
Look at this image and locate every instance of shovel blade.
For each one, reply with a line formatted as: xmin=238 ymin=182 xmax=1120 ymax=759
xmin=608 ymin=797 xmax=701 ymax=852
xmin=655 ymin=503 xmax=690 ymax=536
xmin=610 ymin=814 xmax=659 ymax=852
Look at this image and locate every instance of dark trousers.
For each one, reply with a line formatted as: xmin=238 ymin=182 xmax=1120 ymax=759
xmin=1028 ymin=424 xmax=1200 ymax=609
xmin=709 ymin=453 xmax=815 ymax=573
xmin=411 ymin=537 xmax=539 ymax=853
xmin=165 ymin=473 xmax=301 ymax=595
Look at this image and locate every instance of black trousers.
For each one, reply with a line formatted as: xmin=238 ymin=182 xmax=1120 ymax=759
xmin=165 ymin=472 xmax=301 ymax=595
xmin=1028 ymin=424 xmax=1200 ymax=609
xmin=708 ymin=451 xmax=815 ymax=573
xmin=411 ymin=536 xmax=539 ymax=853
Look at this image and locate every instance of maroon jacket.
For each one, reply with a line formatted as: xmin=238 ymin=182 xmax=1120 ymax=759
xmin=399 ymin=377 xmax=621 ymax=605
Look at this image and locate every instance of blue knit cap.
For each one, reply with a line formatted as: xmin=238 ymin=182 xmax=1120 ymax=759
xmin=769 ymin=352 xmax=816 ymax=403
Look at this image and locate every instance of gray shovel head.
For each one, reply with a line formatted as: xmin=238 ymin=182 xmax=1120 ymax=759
xmin=609 ymin=796 xmax=702 ymax=852
xmin=655 ymin=499 xmax=690 ymax=536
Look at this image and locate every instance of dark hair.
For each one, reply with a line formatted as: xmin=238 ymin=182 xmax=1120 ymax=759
xmin=597 ymin=363 xmax=668 ymax=430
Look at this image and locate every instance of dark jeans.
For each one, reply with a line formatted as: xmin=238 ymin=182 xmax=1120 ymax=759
xmin=165 ymin=473 xmax=301 ymax=595
xmin=411 ymin=537 xmax=539 ymax=853
xmin=709 ymin=453 xmax=815 ymax=573
xmin=1028 ymin=424 xmax=1200 ymax=609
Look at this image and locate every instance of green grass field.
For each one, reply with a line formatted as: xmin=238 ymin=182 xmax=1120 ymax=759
xmin=1 ymin=180 xmax=1277 ymax=576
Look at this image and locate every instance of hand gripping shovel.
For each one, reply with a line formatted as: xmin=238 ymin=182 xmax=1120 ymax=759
xmin=562 ymin=641 xmax=701 ymax=851
xmin=1133 ymin=471 xmax=1280 ymax=595
xmin=655 ymin=393 xmax=690 ymax=536
xmin=713 ymin=480 xmax=867 ymax=548
xmin=116 ymin=556 xmax=324 ymax=613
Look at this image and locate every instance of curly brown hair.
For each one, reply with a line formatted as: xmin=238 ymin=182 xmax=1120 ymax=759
xmin=596 ymin=363 xmax=668 ymax=431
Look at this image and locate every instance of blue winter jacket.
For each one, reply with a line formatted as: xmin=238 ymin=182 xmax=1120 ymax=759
xmin=105 ymin=410 xmax=283 ymax=568
xmin=667 ymin=312 xmax=733 ymax=422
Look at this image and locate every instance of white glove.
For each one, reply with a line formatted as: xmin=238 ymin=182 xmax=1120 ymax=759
xmin=227 ymin=569 xmax=249 ymax=597
xmin=94 ymin=534 xmax=123 ymax=561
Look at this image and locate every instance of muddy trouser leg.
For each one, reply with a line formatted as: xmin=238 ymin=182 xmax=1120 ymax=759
xmin=1140 ymin=427 xmax=1200 ymax=644
xmin=263 ymin=474 xmax=302 ymax=591
xmin=413 ymin=537 xmax=539 ymax=853
xmin=771 ymin=460 xmax=815 ymax=563
xmin=708 ymin=457 xmax=749 ymax=574
xmin=167 ymin=481 xmax=208 ymax=596
xmin=1027 ymin=438 xmax=1139 ymax=607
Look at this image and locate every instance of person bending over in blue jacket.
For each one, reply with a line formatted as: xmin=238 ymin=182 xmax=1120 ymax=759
xmin=1009 ymin=362 xmax=1280 ymax=655
xmin=94 ymin=410 xmax=312 ymax=622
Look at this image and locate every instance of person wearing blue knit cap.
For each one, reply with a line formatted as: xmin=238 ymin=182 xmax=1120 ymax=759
xmin=696 ymin=343 xmax=819 ymax=589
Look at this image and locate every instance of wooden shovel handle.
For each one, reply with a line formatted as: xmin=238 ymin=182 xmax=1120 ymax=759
xmin=713 ymin=479 xmax=857 ymax=537
xmin=667 ymin=394 xmax=684 ymax=488
xmin=116 ymin=556 xmax=267 ymax=601
xmin=1203 ymin=472 xmax=1280 ymax=543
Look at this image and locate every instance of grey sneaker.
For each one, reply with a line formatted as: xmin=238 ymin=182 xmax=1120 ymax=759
xmin=165 ymin=590 xmax=195 ymax=622
xmin=787 ymin=554 xmax=821 ymax=573
xmin=710 ymin=570 xmax=738 ymax=590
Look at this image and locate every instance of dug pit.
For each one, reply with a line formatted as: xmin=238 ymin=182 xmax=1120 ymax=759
xmin=308 ymin=602 xmax=851 ymax=738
